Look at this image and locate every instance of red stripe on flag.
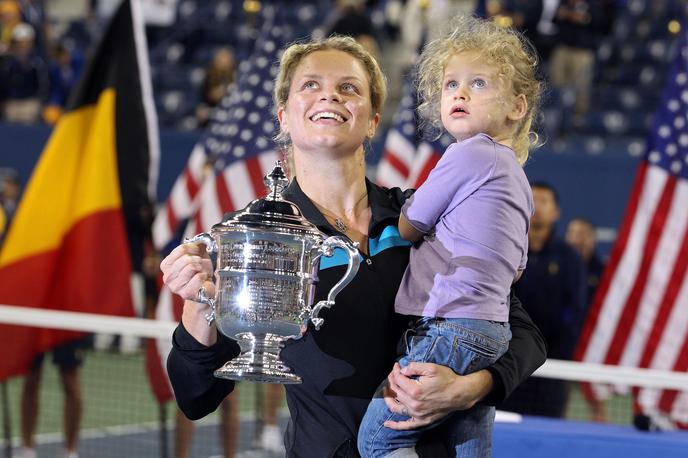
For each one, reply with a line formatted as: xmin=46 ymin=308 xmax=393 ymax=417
xmin=145 ymin=338 xmax=173 ymax=403
xmin=165 ymin=202 xmax=178 ymax=236
xmin=658 ymin=304 xmax=688 ymax=412
xmin=605 ymin=175 xmax=677 ymax=365
xmin=193 ymin=210 xmax=203 ymax=235
xmin=185 ymin=167 xmax=199 ymax=199
xmin=413 ymin=152 xmax=440 ymax=188
xmin=658 ymin=344 xmax=687 ymax=412
xmin=574 ymin=162 xmax=649 ymax=360
xmin=382 ymin=149 xmax=410 ymax=179
xmin=216 ymin=173 xmax=234 ymax=214
xmin=637 ymin=220 xmax=688 ymax=369
xmin=246 ymin=156 xmax=266 ymax=198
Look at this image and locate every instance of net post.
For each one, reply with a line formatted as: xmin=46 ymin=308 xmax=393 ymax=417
xmin=1 ymin=382 xmax=11 ymax=458
xmin=158 ymin=402 xmax=168 ymax=458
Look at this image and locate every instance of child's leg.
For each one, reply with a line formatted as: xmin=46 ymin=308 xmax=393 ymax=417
xmin=358 ymin=318 xmax=510 ymax=458
xmin=357 ymin=382 xmax=421 ymax=458
xmin=358 ymin=319 xmax=442 ymax=458
xmin=442 ymin=404 xmax=496 ymax=458
xmin=437 ymin=318 xmax=510 ymax=457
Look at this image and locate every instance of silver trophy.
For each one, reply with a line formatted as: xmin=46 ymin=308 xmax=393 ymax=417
xmin=185 ymin=162 xmax=360 ymax=383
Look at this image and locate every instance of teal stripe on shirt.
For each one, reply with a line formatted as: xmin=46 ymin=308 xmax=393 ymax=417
xmin=319 ymin=225 xmax=412 ymax=270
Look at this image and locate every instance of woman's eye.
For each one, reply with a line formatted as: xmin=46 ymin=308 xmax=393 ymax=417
xmin=303 ymin=80 xmax=318 ymax=90
xmin=341 ymin=82 xmax=358 ymax=93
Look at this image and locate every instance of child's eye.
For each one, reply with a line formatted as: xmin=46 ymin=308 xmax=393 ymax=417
xmin=302 ymin=80 xmax=319 ymax=90
xmin=446 ymin=80 xmax=458 ymax=90
xmin=472 ymin=78 xmax=487 ymax=89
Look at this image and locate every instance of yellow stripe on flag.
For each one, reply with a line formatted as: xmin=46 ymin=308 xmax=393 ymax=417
xmin=0 ymin=89 xmax=120 ymax=267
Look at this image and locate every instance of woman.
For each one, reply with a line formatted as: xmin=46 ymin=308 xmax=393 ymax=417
xmin=161 ymin=36 xmax=546 ymax=457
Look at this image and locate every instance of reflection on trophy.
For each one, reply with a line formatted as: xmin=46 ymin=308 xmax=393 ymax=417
xmin=185 ymin=162 xmax=360 ymax=383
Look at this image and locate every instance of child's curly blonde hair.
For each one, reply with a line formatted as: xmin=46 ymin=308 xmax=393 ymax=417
xmin=417 ymin=16 xmax=543 ymax=165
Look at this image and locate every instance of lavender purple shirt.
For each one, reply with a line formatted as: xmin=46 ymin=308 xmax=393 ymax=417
xmin=395 ymin=134 xmax=534 ymax=322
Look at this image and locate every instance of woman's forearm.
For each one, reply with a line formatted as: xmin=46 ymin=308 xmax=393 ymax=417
xmin=181 ymin=299 xmax=218 ymax=346
xmin=450 ymin=369 xmax=494 ymax=409
xmin=484 ymin=294 xmax=547 ymax=404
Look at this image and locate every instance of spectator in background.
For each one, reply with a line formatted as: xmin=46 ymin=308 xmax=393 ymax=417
xmin=548 ymin=0 xmax=615 ymax=122
xmin=16 ymin=0 xmax=47 ymax=57
xmin=486 ymin=0 xmax=543 ymax=47
xmin=16 ymin=337 xmax=91 ymax=458
xmin=0 ymin=0 xmax=21 ymax=54
xmin=0 ymin=169 xmax=20 ymax=223
xmin=257 ymin=384 xmax=285 ymax=453
xmin=0 ymin=22 xmax=48 ymax=123
xmin=399 ymin=0 xmax=476 ymax=69
xmin=175 ymin=394 xmax=239 ymax=458
xmin=500 ymin=181 xmax=587 ymax=418
xmin=195 ymin=47 xmax=235 ymax=128
xmin=565 ymin=216 xmax=607 ymax=422
xmin=318 ymin=0 xmax=381 ymax=58
xmin=42 ymin=39 xmax=83 ymax=125
xmin=0 ymin=205 xmax=5 ymax=240
xmin=565 ymin=217 xmax=604 ymax=308
xmin=0 ymin=169 xmax=87 ymax=458
xmin=0 ymin=168 xmax=20 ymax=245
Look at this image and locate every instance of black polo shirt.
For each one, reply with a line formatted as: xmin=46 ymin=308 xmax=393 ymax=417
xmin=167 ymin=178 xmax=546 ymax=457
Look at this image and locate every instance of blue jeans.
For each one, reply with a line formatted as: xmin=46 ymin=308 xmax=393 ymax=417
xmin=358 ymin=317 xmax=511 ymax=458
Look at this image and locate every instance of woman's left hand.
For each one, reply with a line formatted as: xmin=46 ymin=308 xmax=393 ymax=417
xmin=382 ymin=362 xmax=493 ymax=430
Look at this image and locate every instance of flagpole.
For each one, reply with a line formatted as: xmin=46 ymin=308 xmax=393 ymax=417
xmin=1 ymin=381 xmax=11 ymax=458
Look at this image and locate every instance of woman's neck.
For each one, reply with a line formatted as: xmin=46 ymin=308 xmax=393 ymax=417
xmin=294 ymin=149 xmax=368 ymax=215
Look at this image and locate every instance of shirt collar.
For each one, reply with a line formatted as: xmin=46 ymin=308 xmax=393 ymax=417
xmin=283 ymin=177 xmax=404 ymax=238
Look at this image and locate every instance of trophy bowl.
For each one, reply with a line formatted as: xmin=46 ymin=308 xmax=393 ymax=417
xmin=185 ymin=162 xmax=360 ymax=384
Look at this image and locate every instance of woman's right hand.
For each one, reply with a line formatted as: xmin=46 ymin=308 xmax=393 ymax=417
xmin=160 ymin=242 xmax=215 ymax=302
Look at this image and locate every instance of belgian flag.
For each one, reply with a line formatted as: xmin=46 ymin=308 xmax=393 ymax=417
xmin=0 ymin=0 xmax=159 ymax=380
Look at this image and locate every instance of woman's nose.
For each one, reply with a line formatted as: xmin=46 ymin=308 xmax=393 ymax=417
xmin=321 ymin=88 xmax=342 ymax=102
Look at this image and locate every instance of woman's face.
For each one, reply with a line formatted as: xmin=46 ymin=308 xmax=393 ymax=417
xmin=277 ymin=50 xmax=380 ymax=156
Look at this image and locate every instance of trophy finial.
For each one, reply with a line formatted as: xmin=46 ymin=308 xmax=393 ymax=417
xmin=264 ymin=161 xmax=289 ymax=200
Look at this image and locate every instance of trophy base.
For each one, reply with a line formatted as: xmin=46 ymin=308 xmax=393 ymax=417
xmin=214 ymin=359 xmax=302 ymax=384
xmin=214 ymin=332 xmax=302 ymax=384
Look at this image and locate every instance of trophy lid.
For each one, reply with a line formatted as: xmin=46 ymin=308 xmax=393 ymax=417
xmin=213 ymin=161 xmax=321 ymax=234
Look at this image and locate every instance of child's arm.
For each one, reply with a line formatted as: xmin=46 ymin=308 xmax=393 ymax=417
xmin=398 ymin=213 xmax=425 ymax=242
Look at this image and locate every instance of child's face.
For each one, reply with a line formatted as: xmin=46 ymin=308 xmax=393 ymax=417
xmin=440 ymin=52 xmax=524 ymax=145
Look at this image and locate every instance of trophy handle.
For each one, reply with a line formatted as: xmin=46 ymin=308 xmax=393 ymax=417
xmin=310 ymin=236 xmax=360 ymax=330
xmin=183 ymin=233 xmax=217 ymax=324
xmin=184 ymin=232 xmax=217 ymax=255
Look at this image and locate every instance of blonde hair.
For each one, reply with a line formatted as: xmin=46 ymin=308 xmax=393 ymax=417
xmin=272 ymin=35 xmax=387 ymax=151
xmin=417 ymin=16 xmax=542 ymax=165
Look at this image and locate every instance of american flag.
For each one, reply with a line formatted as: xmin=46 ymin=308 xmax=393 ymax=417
xmin=152 ymin=11 xmax=285 ymax=250
xmin=575 ymin=30 xmax=688 ymax=426
xmin=146 ymin=7 xmax=287 ymax=403
xmin=375 ymin=75 xmax=454 ymax=189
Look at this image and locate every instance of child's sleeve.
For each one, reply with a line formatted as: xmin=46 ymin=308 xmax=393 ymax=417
xmin=402 ymin=137 xmax=496 ymax=233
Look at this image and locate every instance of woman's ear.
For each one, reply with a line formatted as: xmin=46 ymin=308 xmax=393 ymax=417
xmin=277 ymin=105 xmax=288 ymax=133
xmin=367 ymin=112 xmax=381 ymax=139
xmin=508 ymin=94 xmax=528 ymax=122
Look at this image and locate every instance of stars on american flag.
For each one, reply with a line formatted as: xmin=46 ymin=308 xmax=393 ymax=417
xmin=647 ymin=58 xmax=688 ymax=178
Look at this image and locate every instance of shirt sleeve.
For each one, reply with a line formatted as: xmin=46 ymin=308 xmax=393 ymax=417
xmin=484 ymin=291 xmax=547 ymax=405
xmin=402 ymin=135 xmax=497 ymax=233
xmin=166 ymin=322 xmax=240 ymax=420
